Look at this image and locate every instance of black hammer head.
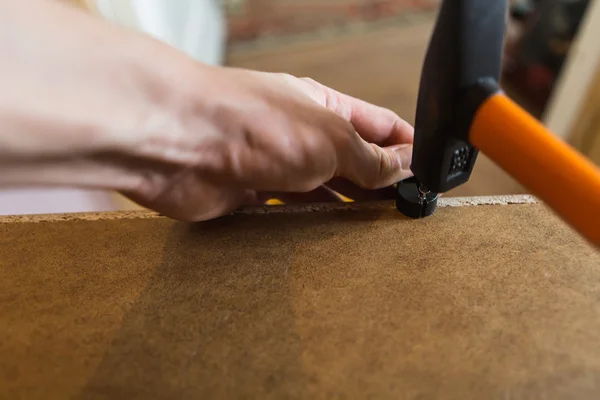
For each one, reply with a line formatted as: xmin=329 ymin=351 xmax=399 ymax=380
xmin=410 ymin=0 xmax=508 ymax=194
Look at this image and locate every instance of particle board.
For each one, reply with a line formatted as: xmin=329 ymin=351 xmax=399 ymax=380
xmin=0 ymin=198 xmax=599 ymax=399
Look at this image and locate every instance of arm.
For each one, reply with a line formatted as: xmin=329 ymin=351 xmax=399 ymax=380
xmin=0 ymin=0 xmax=180 ymax=190
xmin=0 ymin=0 xmax=415 ymax=221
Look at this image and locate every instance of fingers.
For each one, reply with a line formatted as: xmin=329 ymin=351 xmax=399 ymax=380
xmin=124 ymin=183 xmax=255 ymax=222
xmin=337 ymin=140 xmax=414 ymax=190
xmin=322 ymin=86 xmax=414 ymax=146
xmin=325 ymin=178 xmax=397 ymax=201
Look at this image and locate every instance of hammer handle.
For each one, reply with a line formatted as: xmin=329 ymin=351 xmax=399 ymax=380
xmin=469 ymin=93 xmax=600 ymax=247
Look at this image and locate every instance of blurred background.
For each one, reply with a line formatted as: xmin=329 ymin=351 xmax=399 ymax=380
xmin=1 ymin=0 xmax=598 ymax=215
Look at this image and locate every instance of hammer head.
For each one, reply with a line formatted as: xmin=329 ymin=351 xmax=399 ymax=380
xmin=411 ymin=0 xmax=508 ymax=193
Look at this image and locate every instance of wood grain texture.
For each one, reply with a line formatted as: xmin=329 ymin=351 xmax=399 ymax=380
xmin=1 ymin=201 xmax=599 ymax=399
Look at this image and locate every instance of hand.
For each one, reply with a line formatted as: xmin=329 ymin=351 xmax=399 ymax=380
xmin=121 ymin=66 xmax=415 ymax=221
xmin=0 ymin=0 xmax=414 ymax=222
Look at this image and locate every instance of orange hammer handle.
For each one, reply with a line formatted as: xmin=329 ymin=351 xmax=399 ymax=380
xmin=469 ymin=93 xmax=600 ymax=247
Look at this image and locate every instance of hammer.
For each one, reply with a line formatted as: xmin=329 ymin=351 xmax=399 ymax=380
xmin=395 ymin=0 xmax=600 ymax=247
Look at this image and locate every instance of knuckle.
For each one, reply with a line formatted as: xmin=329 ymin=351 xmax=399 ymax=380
xmin=303 ymin=133 xmax=327 ymax=155
xmin=331 ymin=119 xmax=355 ymax=147
xmin=299 ymin=77 xmax=318 ymax=85
xmin=278 ymin=72 xmax=297 ymax=83
xmin=356 ymin=145 xmax=393 ymax=190
xmin=373 ymin=155 xmax=389 ymax=189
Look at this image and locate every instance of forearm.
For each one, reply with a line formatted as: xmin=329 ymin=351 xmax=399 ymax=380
xmin=0 ymin=157 xmax=142 ymax=191
xmin=0 ymin=0 xmax=202 ymax=191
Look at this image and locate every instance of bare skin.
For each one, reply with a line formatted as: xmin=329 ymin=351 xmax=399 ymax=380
xmin=0 ymin=0 xmax=415 ymax=221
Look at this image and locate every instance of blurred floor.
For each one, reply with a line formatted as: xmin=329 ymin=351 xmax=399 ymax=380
xmin=226 ymin=16 xmax=527 ymax=197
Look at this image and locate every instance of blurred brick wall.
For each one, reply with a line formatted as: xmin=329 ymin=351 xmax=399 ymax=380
xmin=221 ymin=0 xmax=440 ymax=43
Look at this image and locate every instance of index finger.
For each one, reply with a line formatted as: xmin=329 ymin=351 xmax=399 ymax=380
xmin=336 ymin=133 xmax=414 ymax=190
xmin=324 ymin=86 xmax=414 ymax=146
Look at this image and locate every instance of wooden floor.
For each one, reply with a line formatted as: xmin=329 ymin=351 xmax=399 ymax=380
xmin=227 ymin=17 xmax=526 ymax=196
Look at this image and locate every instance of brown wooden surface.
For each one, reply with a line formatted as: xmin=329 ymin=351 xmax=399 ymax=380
xmin=1 ymin=200 xmax=599 ymax=399
xmin=227 ymin=18 xmax=526 ymax=197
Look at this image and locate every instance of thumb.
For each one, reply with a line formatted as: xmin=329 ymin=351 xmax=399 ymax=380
xmin=338 ymin=140 xmax=414 ymax=190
